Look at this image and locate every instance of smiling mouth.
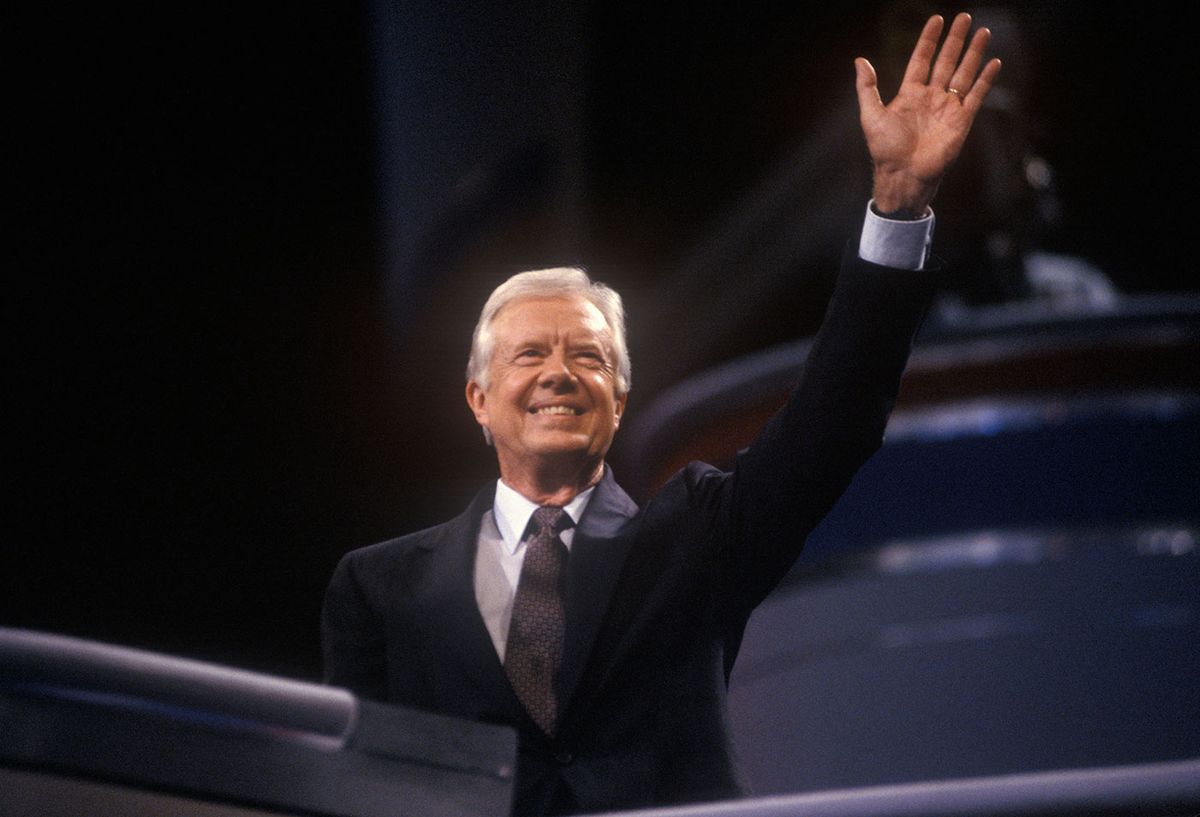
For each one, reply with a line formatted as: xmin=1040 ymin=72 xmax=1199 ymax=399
xmin=529 ymin=405 xmax=583 ymax=416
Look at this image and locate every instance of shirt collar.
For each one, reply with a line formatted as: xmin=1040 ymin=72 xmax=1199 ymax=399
xmin=493 ymin=479 xmax=594 ymax=555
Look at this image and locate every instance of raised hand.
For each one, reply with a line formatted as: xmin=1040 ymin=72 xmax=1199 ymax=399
xmin=855 ymin=13 xmax=1001 ymax=216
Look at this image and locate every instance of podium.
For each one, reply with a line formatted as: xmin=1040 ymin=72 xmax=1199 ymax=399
xmin=0 ymin=628 xmax=516 ymax=817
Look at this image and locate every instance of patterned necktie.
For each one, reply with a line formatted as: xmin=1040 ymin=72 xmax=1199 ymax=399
xmin=505 ymin=505 xmax=570 ymax=737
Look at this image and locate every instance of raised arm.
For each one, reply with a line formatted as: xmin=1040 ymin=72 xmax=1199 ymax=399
xmin=856 ymin=13 xmax=1001 ymax=218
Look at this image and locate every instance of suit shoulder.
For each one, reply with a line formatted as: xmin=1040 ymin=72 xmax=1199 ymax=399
xmin=642 ymin=460 xmax=729 ymax=517
xmin=676 ymin=459 xmax=729 ymax=491
xmin=340 ymin=517 xmax=464 ymax=566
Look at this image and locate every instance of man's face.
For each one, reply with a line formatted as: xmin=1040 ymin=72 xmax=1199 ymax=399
xmin=466 ymin=295 xmax=626 ymax=481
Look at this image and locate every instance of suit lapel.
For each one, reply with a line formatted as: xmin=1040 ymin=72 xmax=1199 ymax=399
xmin=409 ymin=472 xmax=639 ymax=732
xmin=410 ymin=485 xmax=520 ymax=718
xmin=558 ymin=468 xmax=639 ymax=716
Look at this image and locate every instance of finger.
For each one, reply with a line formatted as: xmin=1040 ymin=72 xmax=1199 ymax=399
xmin=901 ymin=15 xmax=944 ymax=86
xmin=854 ymin=57 xmax=884 ymax=115
xmin=962 ymin=58 xmax=1002 ymax=115
xmin=947 ymin=27 xmax=992 ymax=96
xmin=929 ymin=12 xmax=973 ymax=89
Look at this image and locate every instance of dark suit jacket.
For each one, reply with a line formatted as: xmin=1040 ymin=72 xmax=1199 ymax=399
xmin=322 ymin=253 xmax=937 ymax=815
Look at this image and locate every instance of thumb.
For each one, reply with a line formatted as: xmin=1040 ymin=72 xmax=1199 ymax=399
xmin=854 ymin=57 xmax=883 ymax=115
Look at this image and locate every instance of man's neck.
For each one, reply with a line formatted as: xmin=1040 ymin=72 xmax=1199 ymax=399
xmin=499 ymin=460 xmax=605 ymax=506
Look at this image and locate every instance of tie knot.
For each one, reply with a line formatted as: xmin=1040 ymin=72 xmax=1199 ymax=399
xmin=531 ymin=506 xmax=567 ymax=537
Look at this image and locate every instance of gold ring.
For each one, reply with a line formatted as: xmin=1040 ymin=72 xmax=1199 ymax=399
xmin=946 ymin=87 xmax=965 ymax=100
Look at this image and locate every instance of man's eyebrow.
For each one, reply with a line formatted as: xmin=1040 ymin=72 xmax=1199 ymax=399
xmin=567 ymin=335 xmax=609 ymax=350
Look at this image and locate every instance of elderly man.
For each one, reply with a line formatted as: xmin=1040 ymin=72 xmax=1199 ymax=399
xmin=323 ymin=14 xmax=999 ymax=816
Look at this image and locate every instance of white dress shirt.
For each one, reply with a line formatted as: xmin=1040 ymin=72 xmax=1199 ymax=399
xmin=474 ymin=480 xmax=594 ymax=661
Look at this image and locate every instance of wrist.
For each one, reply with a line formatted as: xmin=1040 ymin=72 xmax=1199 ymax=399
xmin=871 ymin=168 xmax=936 ymax=219
xmin=870 ymin=201 xmax=930 ymax=222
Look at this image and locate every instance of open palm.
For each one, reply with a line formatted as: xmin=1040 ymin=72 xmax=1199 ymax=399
xmin=856 ymin=14 xmax=1001 ymax=215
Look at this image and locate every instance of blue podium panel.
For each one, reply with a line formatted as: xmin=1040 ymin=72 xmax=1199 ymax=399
xmin=728 ymin=522 xmax=1200 ymax=794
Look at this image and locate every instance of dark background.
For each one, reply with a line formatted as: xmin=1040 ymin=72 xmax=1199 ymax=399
xmin=8 ymin=1 xmax=1191 ymax=680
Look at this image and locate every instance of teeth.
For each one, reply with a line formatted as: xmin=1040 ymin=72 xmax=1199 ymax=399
xmin=534 ymin=405 xmax=578 ymax=415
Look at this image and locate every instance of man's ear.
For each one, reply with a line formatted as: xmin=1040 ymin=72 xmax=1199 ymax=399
xmin=465 ymin=380 xmax=489 ymax=429
xmin=613 ymin=391 xmax=628 ymax=429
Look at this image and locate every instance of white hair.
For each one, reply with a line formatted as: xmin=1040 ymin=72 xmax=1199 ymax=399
xmin=466 ymin=267 xmax=631 ymax=395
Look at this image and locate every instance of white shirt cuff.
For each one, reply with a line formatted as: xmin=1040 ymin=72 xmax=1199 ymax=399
xmin=858 ymin=201 xmax=934 ymax=271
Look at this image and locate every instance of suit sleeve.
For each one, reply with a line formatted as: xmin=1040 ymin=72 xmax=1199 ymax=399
xmin=321 ymin=552 xmax=389 ymax=701
xmin=715 ymin=246 xmax=938 ymax=611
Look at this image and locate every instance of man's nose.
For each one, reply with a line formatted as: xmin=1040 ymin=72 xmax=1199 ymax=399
xmin=538 ymin=351 xmax=577 ymax=389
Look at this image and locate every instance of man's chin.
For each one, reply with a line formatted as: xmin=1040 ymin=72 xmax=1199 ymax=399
xmin=526 ymin=434 xmax=594 ymax=456
xmin=522 ymin=428 xmax=614 ymax=459
xmin=491 ymin=428 xmax=614 ymax=468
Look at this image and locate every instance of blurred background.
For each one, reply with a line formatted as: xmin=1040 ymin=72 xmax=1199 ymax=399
xmin=8 ymin=0 xmax=1193 ymax=708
